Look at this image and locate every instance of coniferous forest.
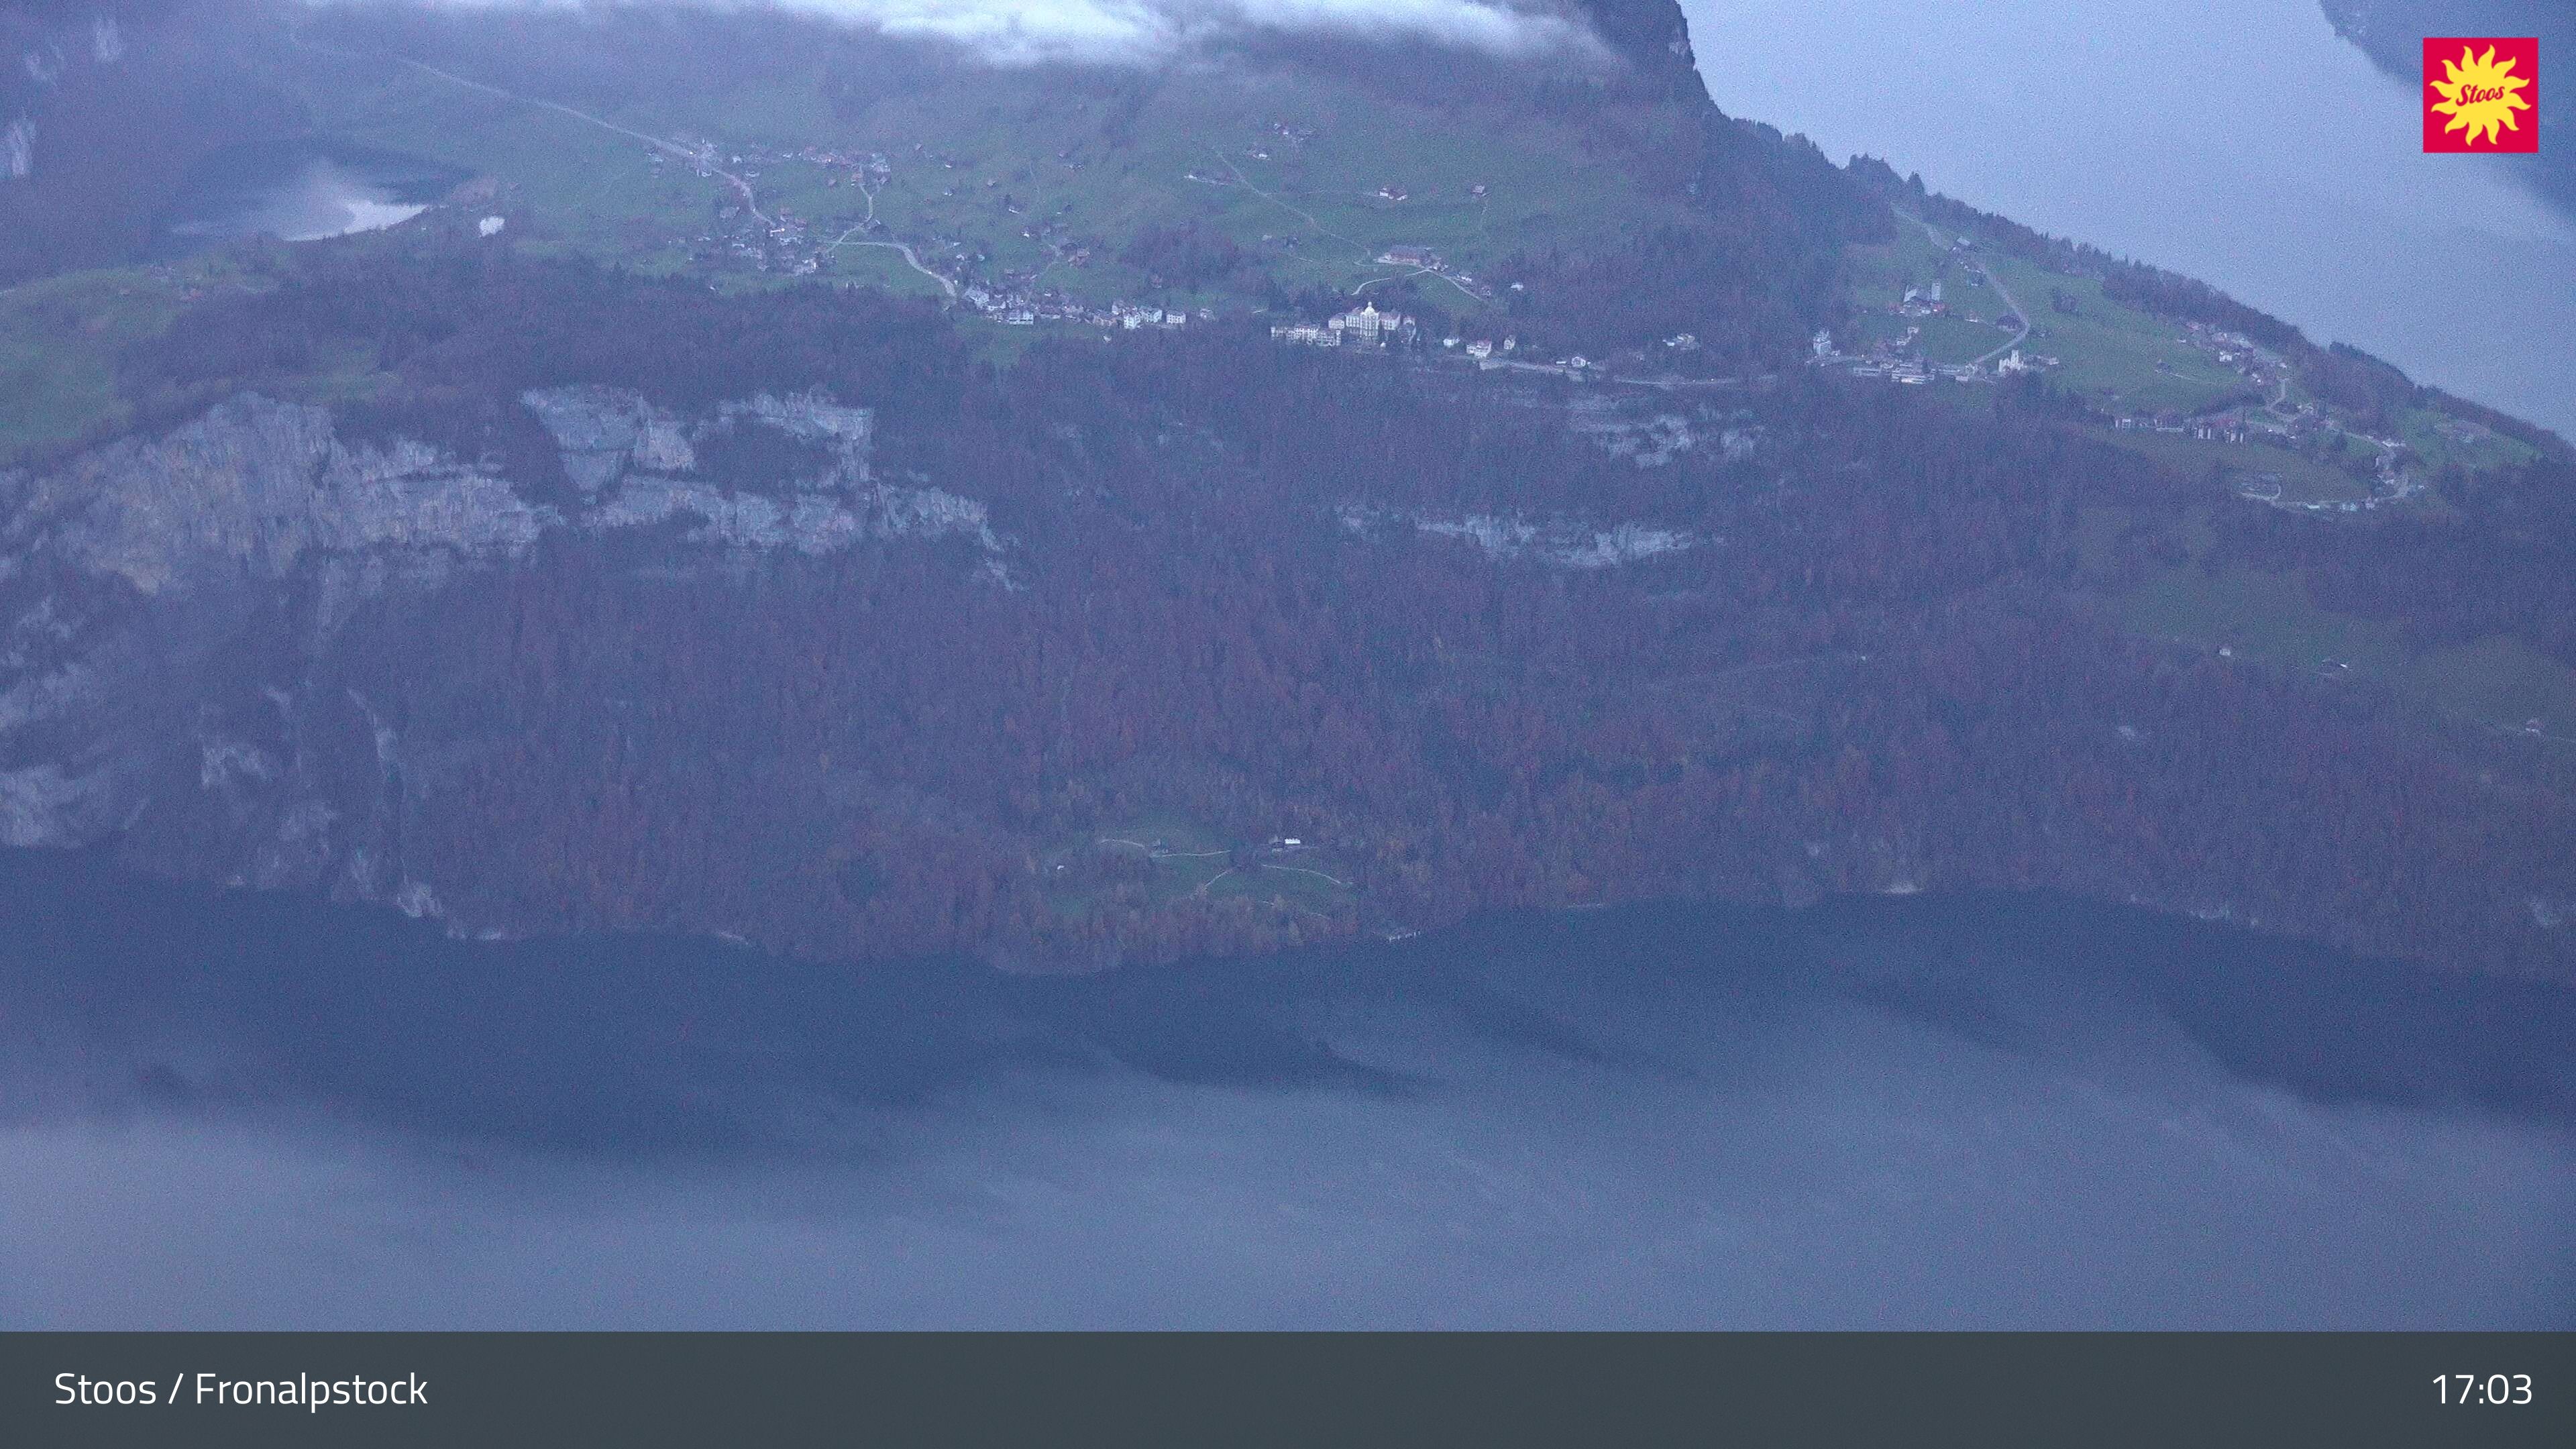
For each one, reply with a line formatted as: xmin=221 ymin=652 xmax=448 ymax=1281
xmin=47 ymin=242 xmax=2575 ymax=979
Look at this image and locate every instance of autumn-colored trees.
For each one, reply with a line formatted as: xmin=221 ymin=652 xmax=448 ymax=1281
xmin=94 ymin=250 xmax=2576 ymax=978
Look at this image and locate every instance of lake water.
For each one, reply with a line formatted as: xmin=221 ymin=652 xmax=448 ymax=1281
xmin=1 ymin=847 xmax=2567 ymax=1328
xmin=1682 ymin=0 xmax=2576 ymax=437
xmin=158 ymin=139 xmax=466 ymax=253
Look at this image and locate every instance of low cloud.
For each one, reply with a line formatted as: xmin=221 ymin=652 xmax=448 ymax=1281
xmin=7 ymin=953 xmax=2571 ymax=1328
xmin=8 ymin=854 xmax=2565 ymax=1328
xmin=388 ymin=0 xmax=1609 ymax=66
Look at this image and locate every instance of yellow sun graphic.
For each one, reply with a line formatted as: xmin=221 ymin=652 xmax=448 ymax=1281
xmin=2428 ymin=44 xmax=2533 ymax=147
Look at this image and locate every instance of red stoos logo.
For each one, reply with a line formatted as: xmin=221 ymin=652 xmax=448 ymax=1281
xmin=2424 ymin=37 xmax=2538 ymax=152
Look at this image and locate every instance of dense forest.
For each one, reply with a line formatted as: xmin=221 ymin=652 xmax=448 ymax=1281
xmin=3 ymin=0 xmax=2569 ymax=979
xmin=19 ymin=238 xmax=2568 ymax=979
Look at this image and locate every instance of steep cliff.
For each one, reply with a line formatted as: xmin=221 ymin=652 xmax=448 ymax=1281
xmin=0 ymin=385 xmax=1010 ymax=916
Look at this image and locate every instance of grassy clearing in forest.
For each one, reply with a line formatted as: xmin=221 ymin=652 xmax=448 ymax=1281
xmin=1041 ymin=816 xmax=1355 ymax=918
xmin=2116 ymin=564 xmax=2576 ymax=735
xmin=0 ymin=263 xmax=252 ymax=465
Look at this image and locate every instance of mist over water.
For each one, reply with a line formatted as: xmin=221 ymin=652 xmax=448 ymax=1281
xmin=1 ymin=852 xmax=2569 ymax=1328
xmin=158 ymin=140 xmax=466 ymax=253
xmin=1682 ymin=0 xmax=2576 ymax=437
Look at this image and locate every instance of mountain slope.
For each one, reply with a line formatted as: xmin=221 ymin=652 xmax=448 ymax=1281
xmin=5 ymin=245 xmax=2572 ymax=976
xmin=1 ymin=1 xmax=2572 ymax=978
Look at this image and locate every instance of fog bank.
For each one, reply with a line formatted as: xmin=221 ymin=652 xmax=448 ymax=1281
xmin=4 ymin=881 xmax=2570 ymax=1328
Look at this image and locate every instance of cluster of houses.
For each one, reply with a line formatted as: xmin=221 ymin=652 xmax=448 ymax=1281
xmin=663 ymin=138 xmax=872 ymax=275
xmin=790 ymin=144 xmax=893 ymax=184
xmin=1271 ymin=301 xmax=1421 ymax=349
xmin=1265 ymin=309 xmax=1623 ymax=382
xmin=660 ymin=137 xmax=1236 ymax=331
xmin=656 ymin=123 xmax=1542 ymax=356
xmin=1835 ymin=341 xmax=2051 ymax=385
xmin=1816 ymin=325 xmax=1987 ymax=385
xmin=1266 ymin=306 xmax=1612 ymax=384
xmin=690 ymin=203 xmax=809 ymax=272
xmin=1994 ymin=349 xmax=2061 ymax=376
xmin=1803 ymin=258 xmax=2053 ymax=385
xmin=955 ymin=287 xmax=1202 ymax=329
xmin=2114 ymin=413 xmax=2240 ymax=438
xmin=2160 ymin=324 xmax=2445 ymax=510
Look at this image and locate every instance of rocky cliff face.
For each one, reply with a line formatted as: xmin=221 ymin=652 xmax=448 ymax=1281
xmin=0 ymin=386 xmax=1003 ymax=920
xmin=1568 ymin=0 xmax=1705 ymax=101
xmin=7 ymin=371 xmax=2571 ymax=977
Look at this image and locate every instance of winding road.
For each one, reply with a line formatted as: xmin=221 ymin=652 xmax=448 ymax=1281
xmin=1206 ymin=146 xmax=1481 ymax=301
xmin=1208 ymin=148 xmax=1372 ymax=264
xmin=821 ymin=227 xmax=959 ymax=299
xmin=1911 ymin=215 xmax=2030 ymax=368
xmin=341 ymin=41 xmax=971 ymax=301
xmin=812 ymin=178 xmax=958 ymax=297
xmin=382 ymin=54 xmax=773 ymax=230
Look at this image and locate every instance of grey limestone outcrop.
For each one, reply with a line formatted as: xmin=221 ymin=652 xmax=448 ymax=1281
xmin=0 ymin=384 xmax=1002 ymax=927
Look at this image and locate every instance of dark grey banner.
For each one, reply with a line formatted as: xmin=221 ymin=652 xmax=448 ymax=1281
xmin=3 ymin=1332 xmax=2569 ymax=1447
